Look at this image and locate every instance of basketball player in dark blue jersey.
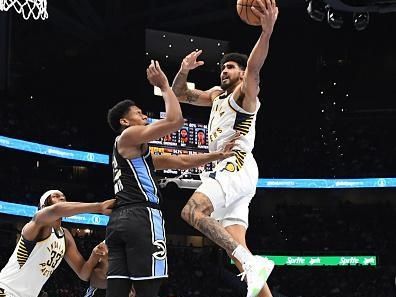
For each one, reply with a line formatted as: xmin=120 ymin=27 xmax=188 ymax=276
xmin=105 ymin=60 xmax=238 ymax=297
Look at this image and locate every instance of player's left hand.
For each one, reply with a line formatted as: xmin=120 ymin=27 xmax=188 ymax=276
xmin=251 ymin=0 xmax=279 ymax=35
xmin=219 ymin=132 xmax=241 ymax=159
xmin=92 ymin=242 xmax=108 ymax=262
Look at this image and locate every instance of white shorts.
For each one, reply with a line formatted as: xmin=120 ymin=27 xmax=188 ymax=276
xmin=196 ymin=152 xmax=258 ymax=229
xmin=0 ymin=283 xmax=18 ymax=297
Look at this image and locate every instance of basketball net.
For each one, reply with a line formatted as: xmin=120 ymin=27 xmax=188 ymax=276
xmin=0 ymin=0 xmax=48 ymax=20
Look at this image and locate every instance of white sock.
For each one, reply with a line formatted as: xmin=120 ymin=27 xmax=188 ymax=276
xmin=232 ymin=245 xmax=253 ymax=265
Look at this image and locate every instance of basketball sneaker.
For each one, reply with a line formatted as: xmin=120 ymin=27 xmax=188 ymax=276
xmin=238 ymin=256 xmax=275 ymax=297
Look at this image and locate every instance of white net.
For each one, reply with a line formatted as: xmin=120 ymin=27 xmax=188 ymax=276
xmin=0 ymin=0 xmax=48 ymax=20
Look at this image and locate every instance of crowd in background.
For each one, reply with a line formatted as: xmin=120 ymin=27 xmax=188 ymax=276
xmin=2 ymin=99 xmax=396 ymax=179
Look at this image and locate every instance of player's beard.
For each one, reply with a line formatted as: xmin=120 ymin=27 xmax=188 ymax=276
xmin=220 ymin=77 xmax=238 ymax=91
xmin=220 ymin=80 xmax=230 ymax=90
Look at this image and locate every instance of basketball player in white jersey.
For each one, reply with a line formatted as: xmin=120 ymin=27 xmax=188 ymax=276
xmin=0 ymin=190 xmax=115 ymax=297
xmin=84 ymin=242 xmax=136 ymax=297
xmin=171 ymin=1 xmax=278 ymax=296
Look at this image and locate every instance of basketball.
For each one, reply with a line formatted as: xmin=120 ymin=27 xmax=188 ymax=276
xmin=236 ymin=0 xmax=263 ymax=26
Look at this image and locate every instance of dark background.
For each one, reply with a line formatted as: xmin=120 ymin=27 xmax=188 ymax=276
xmin=1 ymin=1 xmax=396 ymax=296
xmin=2 ymin=0 xmax=396 ymax=179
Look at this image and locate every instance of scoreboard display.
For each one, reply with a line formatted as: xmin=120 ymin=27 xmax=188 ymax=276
xmin=147 ymin=113 xmax=212 ymax=175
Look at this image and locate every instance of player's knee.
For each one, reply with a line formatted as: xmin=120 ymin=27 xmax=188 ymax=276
xmin=181 ymin=204 xmax=191 ymax=223
xmin=181 ymin=203 xmax=204 ymax=225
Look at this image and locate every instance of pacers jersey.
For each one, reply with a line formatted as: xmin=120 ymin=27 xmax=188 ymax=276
xmin=208 ymin=91 xmax=260 ymax=154
xmin=0 ymin=228 xmax=66 ymax=297
xmin=112 ymin=137 xmax=161 ymax=208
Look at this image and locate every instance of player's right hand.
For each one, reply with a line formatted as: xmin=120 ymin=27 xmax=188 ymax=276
xmin=100 ymin=199 xmax=116 ymax=215
xmin=181 ymin=50 xmax=205 ymax=72
xmin=251 ymin=0 xmax=279 ymax=34
xmin=146 ymin=60 xmax=170 ymax=91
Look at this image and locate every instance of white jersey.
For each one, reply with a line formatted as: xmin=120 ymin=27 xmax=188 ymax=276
xmin=208 ymin=91 xmax=260 ymax=154
xmin=199 ymin=91 xmax=261 ymax=227
xmin=0 ymin=228 xmax=66 ymax=297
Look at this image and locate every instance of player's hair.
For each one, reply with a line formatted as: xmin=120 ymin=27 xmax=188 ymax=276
xmin=107 ymin=100 xmax=136 ymax=133
xmin=220 ymin=53 xmax=248 ymax=71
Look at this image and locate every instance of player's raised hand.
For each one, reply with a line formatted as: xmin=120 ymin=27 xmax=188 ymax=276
xmin=181 ymin=50 xmax=205 ymax=72
xmin=251 ymin=0 xmax=279 ymax=35
xmin=147 ymin=60 xmax=170 ymax=91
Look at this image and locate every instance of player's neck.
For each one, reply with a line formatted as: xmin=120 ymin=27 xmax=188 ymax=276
xmin=52 ymin=220 xmax=62 ymax=229
xmin=225 ymin=83 xmax=239 ymax=95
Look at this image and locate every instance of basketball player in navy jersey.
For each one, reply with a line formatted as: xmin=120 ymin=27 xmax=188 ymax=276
xmin=106 ymin=60 xmax=238 ymax=297
xmin=0 ymin=190 xmax=115 ymax=297
xmin=171 ymin=1 xmax=278 ymax=297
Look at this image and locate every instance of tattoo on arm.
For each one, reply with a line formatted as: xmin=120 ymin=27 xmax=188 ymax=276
xmin=185 ymin=89 xmax=204 ymax=103
xmin=172 ymin=72 xmax=188 ymax=97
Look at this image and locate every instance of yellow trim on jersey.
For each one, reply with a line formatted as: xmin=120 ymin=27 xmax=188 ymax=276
xmin=17 ymin=227 xmax=65 ymax=268
xmin=233 ymin=113 xmax=254 ymax=136
xmin=17 ymin=238 xmax=30 ymax=268
xmin=234 ymin=150 xmax=247 ymax=170
xmin=221 ymin=150 xmax=247 ymax=172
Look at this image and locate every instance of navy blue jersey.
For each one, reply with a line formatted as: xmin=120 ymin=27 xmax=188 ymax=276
xmin=112 ymin=138 xmax=161 ymax=208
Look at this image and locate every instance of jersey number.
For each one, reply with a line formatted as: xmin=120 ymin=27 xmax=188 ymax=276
xmin=47 ymin=251 xmax=62 ymax=268
xmin=113 ymin=156 xmax=123 ymax=194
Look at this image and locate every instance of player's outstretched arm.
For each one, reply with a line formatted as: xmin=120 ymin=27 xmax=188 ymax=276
xmin=152 ymin=132 xmax=239 ymax=170
xmin=235 ymin=0 xmax=278 ymax=113
xmin=65 ymin=234 xmax=108 ymax=281
xmin=22 ymin=200 xmax=115 ymax=241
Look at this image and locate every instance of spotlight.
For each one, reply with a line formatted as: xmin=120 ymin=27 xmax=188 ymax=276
xmin=353 ymin=12 xmax=370 ymax=31
xmin=327 ymin=7 xmax=343 ymax=29
xmin=307 ymin=0 xmax=326 ymax=22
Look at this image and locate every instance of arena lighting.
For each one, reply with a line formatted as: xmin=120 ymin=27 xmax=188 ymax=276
xmin=307 ymin=0 xmax=327 ymax=22
xmin=0 ymin=135 xmax=109 ymax=164
xmin=353 ymin=12 xmax=370 ymax=31
xmin=324 ymin=0 xmax=396 ymax=13
xmin=3 ymin=135 xmax=396 ymax=188
xmin=327 ymin=6 xmax=344 ymax=28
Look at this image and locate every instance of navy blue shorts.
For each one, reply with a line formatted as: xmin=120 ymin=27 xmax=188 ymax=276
xmin=105 ymin=206 xmax=168 ymax=280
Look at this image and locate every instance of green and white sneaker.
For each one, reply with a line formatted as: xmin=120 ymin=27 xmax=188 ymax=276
xmin=238 ymin=256 xmax=275 ymax=297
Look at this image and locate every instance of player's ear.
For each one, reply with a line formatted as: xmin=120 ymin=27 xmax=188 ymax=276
xmin=120 ymin=118 xmax=129 ymax=127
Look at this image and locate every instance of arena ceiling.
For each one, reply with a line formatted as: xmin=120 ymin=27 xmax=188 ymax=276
xmin=2 ymin=0 xmax=396 ymax=114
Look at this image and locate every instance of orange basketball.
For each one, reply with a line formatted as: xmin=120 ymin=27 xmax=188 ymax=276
xmin=236 ymin=0 xmax=263 ymax=26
